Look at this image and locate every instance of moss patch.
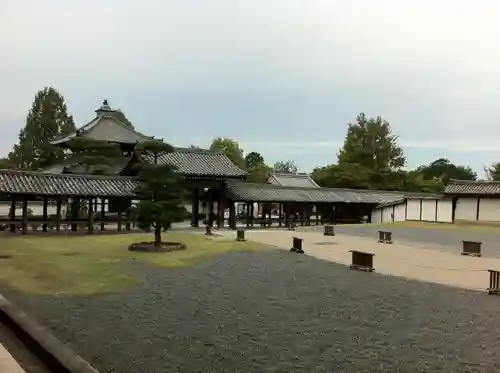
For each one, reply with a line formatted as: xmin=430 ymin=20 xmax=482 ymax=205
xmin=0 ymin=232 xmax=262 ymax=295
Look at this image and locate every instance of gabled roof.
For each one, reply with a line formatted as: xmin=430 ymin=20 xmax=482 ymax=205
xmin=445 ymin=180 xmax=500 ymax=195
xmin=51 ymin=100 xmax=153 ymax=147
xmin=0 ymin=170 xmax=137 ymax=197
xmin=267 ymin=173 xmax=319 ymax=188
xmin=133 ymin=148 xmax=246 ymax=178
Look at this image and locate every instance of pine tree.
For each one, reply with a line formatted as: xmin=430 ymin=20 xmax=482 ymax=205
xmin=134 ymin=140 xmax=187 ymax=246
xmin=8 ymin=87 xmax=76 ymax=170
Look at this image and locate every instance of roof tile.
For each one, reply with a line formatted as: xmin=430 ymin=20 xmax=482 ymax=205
xmin=445 ymin=180 xmax=500 ymax=195
xmin=143 ymin=148 xmax=246 ymax=178
xmin=0 ymin=170 xmax=138 ymax=197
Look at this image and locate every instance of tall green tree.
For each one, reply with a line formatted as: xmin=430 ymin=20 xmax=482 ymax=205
xmin=416 ymin=158 xmax=476 ymax=183
xmin=273 ymin=160 xmax=298 ymax=174
xmin=8 ymin=87 xmax=76 ymax=170
xmin=245 ymin=152 xmax=265 ymax=169
xmin=134 ymin=140 xmax=187 ymax=246
xmin=245 ymin=151 xmax=270 ymax=183
xmin=338 ymin=113 xmax=405 ymax=171
xmin=66 ymin=137 xmax=123 ymax=175
xmin=209 ymin=137 xmax=245 ymax=169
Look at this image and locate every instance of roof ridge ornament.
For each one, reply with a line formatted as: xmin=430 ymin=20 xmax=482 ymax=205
xmin=95 ymin=99 xmax=114 ymax=115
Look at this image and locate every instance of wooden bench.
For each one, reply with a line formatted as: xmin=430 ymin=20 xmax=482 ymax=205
xmin=488 ymin=270 xmax=500 ymax=295
xmin=461 ymin=241 xmax=482 ymax=257
xmin=290 ymin=237 xmax=304 ymax=254
xmin=378 ymin=231 xmax=393 ymax=244
xmin=349 ymin=250 xmax=375 ymax=272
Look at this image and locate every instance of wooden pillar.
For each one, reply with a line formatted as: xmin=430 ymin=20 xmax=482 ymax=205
xmin=217 ymin=199 xmax=224 ymax=228
xmin=228 ymin=200 xmax=236 ymax=229
xmin=70 ymin=197 xmax=80 ymax=232
xmin=300 ymin=206 xmax=305 ymax=226
xmin=250 ymin=202 xmax=255 ymax=227
xmin=245 ymin=202 xmax=251 ymax=227
xmin=87 ymin=198 xmax=94 ymax=234
xmin=208 ymin=198 xmax=214 ymax=227
xmin=315 ymin=204 xmax=319 ymax=225
xmin=100 ymin=199 xmax=105 ymax=231
xmin=117 ymin=210 xmax=122 ymax=232
xmin=9 ymin=198 xmax=16 ymax=232
xmin=21 ymin=198 xmax=28 ymax=235
xmin=42 ymin=198 xmax=48 ymax=232
xmin=279 ymin=204 xmax=283 ymax=227
xmin=191 ymin=188 xmax=200 ymax=227
xmin=56 ymin=197 xmax=62 ymax=233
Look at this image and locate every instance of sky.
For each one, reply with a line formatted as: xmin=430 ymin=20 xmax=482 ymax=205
xmin=1 ymin=0 xmax=500 ymax=175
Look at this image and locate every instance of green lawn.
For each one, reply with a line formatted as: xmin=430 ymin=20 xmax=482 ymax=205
xmin=0 ymin=232 xmax=262 ymax=295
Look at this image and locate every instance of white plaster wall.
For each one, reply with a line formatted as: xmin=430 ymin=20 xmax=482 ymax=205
xmin=382 ymin=206 xmax=393 ymax=222
xmin=455 ymin=197 xmax=478 ymax=221
xmin=421 ymin=200 xmax=437 ymax=222
xmin=371 ymin=208 xmax=382 ymax=223
xmin=436 ymin=199 xmax=453 ymax=223
xmin=478 ymin=198 xmax=500 ymax=222
xmin=394 ymin=203 xmax=406 ymax=221
xmin=406 ymin=199 xmax=421 ymax=220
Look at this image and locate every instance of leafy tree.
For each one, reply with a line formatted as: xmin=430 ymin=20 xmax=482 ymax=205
xmin=8 ymin=87 xmax=76 ymax=170
xmin=416 ymin=158 xmax=476 ymax=183
xmin=0 ymin=158 xmax=13 ymax=169
xmin=485 ymin=162 xmax=500 ymax=181
xmin=209 ymin=137 xmax=245 ymax=169
xmin=134 ymin=140 xmax=187 ymax=246
xmin=245 ymin=152 xmax=265 ymax=169
xmin=338 ymin=113 xmax=405 ymax=171
xmin=66 ymin=137 xmax=123 ymax=175
xmin=273 ymin=160 xmax=298 ymax=174
xmin=246 ymin=164 xmax=272 ymax=183
xmin=112 ymin=109 xmax=134 ymax=128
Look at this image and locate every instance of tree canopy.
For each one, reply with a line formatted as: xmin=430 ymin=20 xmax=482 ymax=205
xmin=209 ymin=137 xmax=246 ymax=169
xmin=416 ymin=158 xmax=477 ymax=184
xmin=66 ymin=137 xmax=123 ymax=175
xmin=7 ymin=87 xmax=76 ymax=170
xmin=134 ymin=140 xmax=187 ymax=246
xmin=273 ymin=160 xmax=298 ymax=174
xmin=486 ymin=162 xmax=500 ymax=181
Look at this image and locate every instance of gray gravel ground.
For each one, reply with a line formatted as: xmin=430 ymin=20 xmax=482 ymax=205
xmin=2 ymin=250 xmax=500 ymax=373
xmin=300 ymin=224 xmax=500 ymax=258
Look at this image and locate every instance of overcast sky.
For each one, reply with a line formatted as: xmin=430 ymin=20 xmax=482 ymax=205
xmin=1 ymin=0 xmax=499 ymax=174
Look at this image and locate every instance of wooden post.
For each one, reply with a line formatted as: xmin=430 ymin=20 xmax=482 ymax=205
xmin=87 ymin=198 xmax=94 ymax=234
xmin=315 ymin=204 xmax=319 ymax=225
xmin=217 ymin=199 xmax=224 ymax=228
xmin=117 ymin=211 xmax=122 ymax=232
xmin=191 ymin=188 xmax=200 ymax=227
xmin=228 ymin=200 xmax=236 ymax=230
xmin=245 ymin=202 xmax=251 ymax=227
xmin=100 ymin=199 xmax=105 ymax=231
xmin=21 ymin=198 xmax=28 ymax=235
xmin=250 ymin=202 xmax=255 ymax=227
xmin=56 ymin=197 xmax=62 ymax=233
xmin=42 ymin=197 xmax=48 ymax=232
xmin=9 ymin=198 xmax=16 ymax=232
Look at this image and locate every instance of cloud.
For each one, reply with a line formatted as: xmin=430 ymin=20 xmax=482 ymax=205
xmin=1 ymin=0 xmax=500 ymax=175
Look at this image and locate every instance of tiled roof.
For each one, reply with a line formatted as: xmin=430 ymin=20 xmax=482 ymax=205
xmin=0 ymin=170 xmax=138 ymax=197
xmin=267 ymin=173 xmax=320 ymax=188
xmin=141 ymin=148 xmax=246 ymax=178
xmin=445 ymin=180 xmax=500 ymax=195
xmin=226 ymin=180 xmax=413 ymax=204
xmin=51 ymin=101 xmax=153 ymax=146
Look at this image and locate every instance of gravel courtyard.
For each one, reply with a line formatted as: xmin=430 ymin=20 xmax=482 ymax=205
xmin=2 ymin=249 xmax=500 ymax=372
xmin=300 ymin=223 xmax=500 ymax=258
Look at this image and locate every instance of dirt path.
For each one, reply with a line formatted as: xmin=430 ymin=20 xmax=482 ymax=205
xmin=221 ymin=229 xmax=498 ymax=291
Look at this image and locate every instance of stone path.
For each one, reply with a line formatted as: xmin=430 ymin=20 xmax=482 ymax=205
xmin=0 ymin=343 xmax=25 ymax=373
xmin=219 ymin=229 xmax=498 ymax=291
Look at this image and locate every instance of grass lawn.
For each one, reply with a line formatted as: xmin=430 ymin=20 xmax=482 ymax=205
xmin=0 ymin=232 xmax=262 ymax=296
